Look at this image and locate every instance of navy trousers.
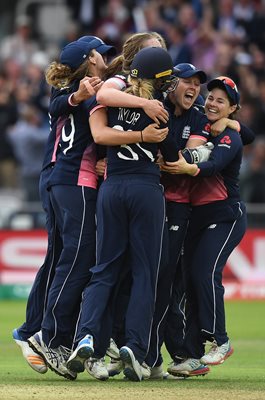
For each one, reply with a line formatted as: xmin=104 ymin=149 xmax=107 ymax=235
xmin=41 ymin=184 xmax=97 ymax=348
xmin=18 ymin=166 xmax=62 ymax=340
xmin=145 ymin=202 xmax=191 ymax=367
xmin=180 ymin=201 xmax=247 ymax=359
xmin=76 ymin=175 xmax=165 ymax=364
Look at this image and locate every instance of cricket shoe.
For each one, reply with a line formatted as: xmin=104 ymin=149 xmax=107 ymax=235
xmin=200 ymin=340 xmax=234 ymax=365
xmin=106 ymin=358 xmax=123 ymax=377
xmin=13 ymin=328 xmax=48 ymax=374
xmin=106 ymin=338 xmax=120 ymax=360
xmin=85 ymin=357 xmax=109 ymax=380
xmin=141 ymin=362 xmax=151 ymax=380
xmin=119 ymin=346 xmax=142 ymax=381
xmin=167 ymin=358 xmax=210 ymax=377
xmin=150 ymin=364 xmax=169 ymax=380
xmin=27 ymin=331 xmax=76 ymax=380
xmin=66 ymin=334 xmax=94 ymax=373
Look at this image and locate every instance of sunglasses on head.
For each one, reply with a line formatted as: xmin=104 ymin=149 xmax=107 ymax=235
xmin=217 ymin=76 xmax=238 ymax=91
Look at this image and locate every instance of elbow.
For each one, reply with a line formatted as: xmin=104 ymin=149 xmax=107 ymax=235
xmin=92 ymin=132 xmax=104 ymax=145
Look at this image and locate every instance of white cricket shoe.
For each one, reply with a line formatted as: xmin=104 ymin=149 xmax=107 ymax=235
xmin=106 ymin=358 xmax=123 ymax=377
xmin=167 ymin=358 xmax=210 ymax=377
xmin=13 ymin=329 xmax=48 ymax=374
xmin=200 ymin=340 xmax=234 ymax=365
xmin=141 ymin=362 xmax=151 ymax=380
xmin=150 ymin=364 xmax=168 ymax=379
xmin=28 ymin=331 xmax=76 ymax=380
xmin=119 ymin=346 xmax=142 ymax=381
xmin=106 ymin=338 xmax=120 ymax=360
xmin=66 ymin=334 xmax=94 ymax=373
xmin=85 ymin=357 xmax=109 ymax=380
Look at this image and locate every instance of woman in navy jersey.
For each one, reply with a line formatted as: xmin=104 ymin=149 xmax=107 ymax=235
xmin=151 ymin=67 xmax=254 ymax=379
xmin=66 ymin=46 xmax=179 ymax=382
xmin=97 ymin=31 xmax=169 ymax=125
xmin=12 ymin=37 xmax=112 ymax=376
xmin=165 ymin=76 xmax=248 ymax=376
xmin=25 ymin=38 xmax=118 ymax=380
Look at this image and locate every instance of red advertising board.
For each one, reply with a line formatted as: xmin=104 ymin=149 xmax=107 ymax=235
xmin=0 ymin=229 xmax=265 ymax=299
xmin=0 ymin=230 xmax=47 ymax=284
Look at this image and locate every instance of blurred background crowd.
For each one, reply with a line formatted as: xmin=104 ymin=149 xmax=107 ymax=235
xmin=0 ymin=0 xmax=264 ymax=227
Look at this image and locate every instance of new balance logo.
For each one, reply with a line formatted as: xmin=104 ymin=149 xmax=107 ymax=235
xmin=208 ymin=224 xmax=217 ymax=229
xmin=169 ymin=225 xmax=179 ymax=231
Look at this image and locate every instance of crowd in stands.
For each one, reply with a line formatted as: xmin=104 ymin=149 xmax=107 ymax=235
xmin=0 ymin=0 xmax=264 ymax=206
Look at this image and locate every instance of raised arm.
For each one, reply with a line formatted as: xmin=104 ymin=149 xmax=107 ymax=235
xmin=89 ymin=107 xmax=168 ymax=146
xmin=96 ymin=79 xmax=169 ymax=124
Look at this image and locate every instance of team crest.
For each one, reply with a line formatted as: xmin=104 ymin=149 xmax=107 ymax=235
xmin=182 ymin=125 xmax=191 ymax=139
xmin=131 ymin=69 xmax=138 ymax=77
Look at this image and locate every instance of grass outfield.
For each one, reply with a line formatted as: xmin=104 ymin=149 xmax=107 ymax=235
xmin=0 ymin=300 xmax=265 ymax=400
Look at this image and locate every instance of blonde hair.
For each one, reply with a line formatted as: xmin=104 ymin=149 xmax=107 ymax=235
xmin=126 ymin=76 xmax=155 ymax=100
xmin=45 ymin=50 xmax=94 ymax=89
xmin=104 ymin=32 xmax=166 ymax=79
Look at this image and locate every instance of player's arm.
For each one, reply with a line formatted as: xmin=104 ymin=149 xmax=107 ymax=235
xmin=89 ymin=106 xmax=168 ymax=146
xmin=49 ymin=77 xmax=102 ymax=117
xmin=210 ymin=117 xmax=255 ymax=145
xmin=238 ymin=123 xmax=255 ymax=145
xmin=164 ymin=131 xmax=241 ymax=176
xmin=160 ymin=114 xmax=211 ymax=171
xmin=96 ymin=79 xmax=169 ymax=124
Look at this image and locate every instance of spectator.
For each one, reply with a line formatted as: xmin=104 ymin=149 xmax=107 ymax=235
xmin=0 ymin=15 xmax=40 ymax=67
xmin=165 ymin=23 xmax=192 ymax=65
xmin=0 ymin=68 xmax=18 ymax=188
xmin=7 ymin=105 xmax=48 ymax=202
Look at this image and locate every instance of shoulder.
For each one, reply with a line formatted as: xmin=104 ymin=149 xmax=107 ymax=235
xmin=214 ymin=127 xmax=243 ymax=147
xmin=105 ymin=74 xmax=128 ymax=89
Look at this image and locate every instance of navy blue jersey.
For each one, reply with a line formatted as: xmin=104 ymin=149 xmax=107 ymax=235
xmin=162 ymin=103 xmax=211 ymax=203
xmin=106 ymin=102 xmax=179 ymax=177
xmin=168 ymin=104 xmax=210 ymax=147
xmin=47 ymin=85 xmax=98 ymax=189
xmin=190 ymin=128 xmax=243 ymax=206
xmin=239 ymin=123 xmax=255 ymax=145
xmin=42 ymin=86 xmax=75 ymax=170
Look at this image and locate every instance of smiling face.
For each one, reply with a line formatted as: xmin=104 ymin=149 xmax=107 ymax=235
xmin=205 ymin=87 xmax=237 ymax=122
xmin=169 ymin=75 xmax=201 ymax=114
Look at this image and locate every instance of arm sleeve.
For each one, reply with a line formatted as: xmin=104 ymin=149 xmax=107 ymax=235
xmin=159 ymin=131 xmax=181 ymax=162
xmin=239 ymin=123 xmax=255 ymax=145
xmin=49 ymin=88 xmax=76 ymax=117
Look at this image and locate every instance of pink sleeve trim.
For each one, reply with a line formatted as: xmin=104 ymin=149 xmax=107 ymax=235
xmin=189 ymin=135 xmax=207 ymax=142
xmin=90 ymin=104 xmax=106 ymax=116
xmin=68 ymin=93 xmax=78 ymax=107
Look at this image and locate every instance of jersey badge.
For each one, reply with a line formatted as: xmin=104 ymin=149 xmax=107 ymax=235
xmin=220 ymin=135 xmax=231 ymax=144
xmin=182 ymin=125 xmax=191 ymax=139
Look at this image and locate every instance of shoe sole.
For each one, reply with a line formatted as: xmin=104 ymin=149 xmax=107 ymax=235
xmin=203 ymin=347 xmax=234 ymax=366
xmin=107 ymin=368 xmax=123 ymax=377
xmin=106 ymin=349 xmax=120 ymax=360
xmin=27 ymin=336 xmax=76 ymax=381
xmin=119 ymin=347 xmax=142 ymax=382
xmin=86 ymin=368 xmax=109 ymax=381
xmin=169 ymin=366 xmax=210 ymax=378
xmin=67 ymin=346 xmax=94 ymax=373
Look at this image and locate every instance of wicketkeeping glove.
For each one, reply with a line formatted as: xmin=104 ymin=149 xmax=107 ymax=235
xmin=181 ymin=142 xmax=214 ymax=164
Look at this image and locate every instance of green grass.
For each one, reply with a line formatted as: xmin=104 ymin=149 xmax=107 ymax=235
xmin=0 ymin=300 xmax=265 ymax=400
